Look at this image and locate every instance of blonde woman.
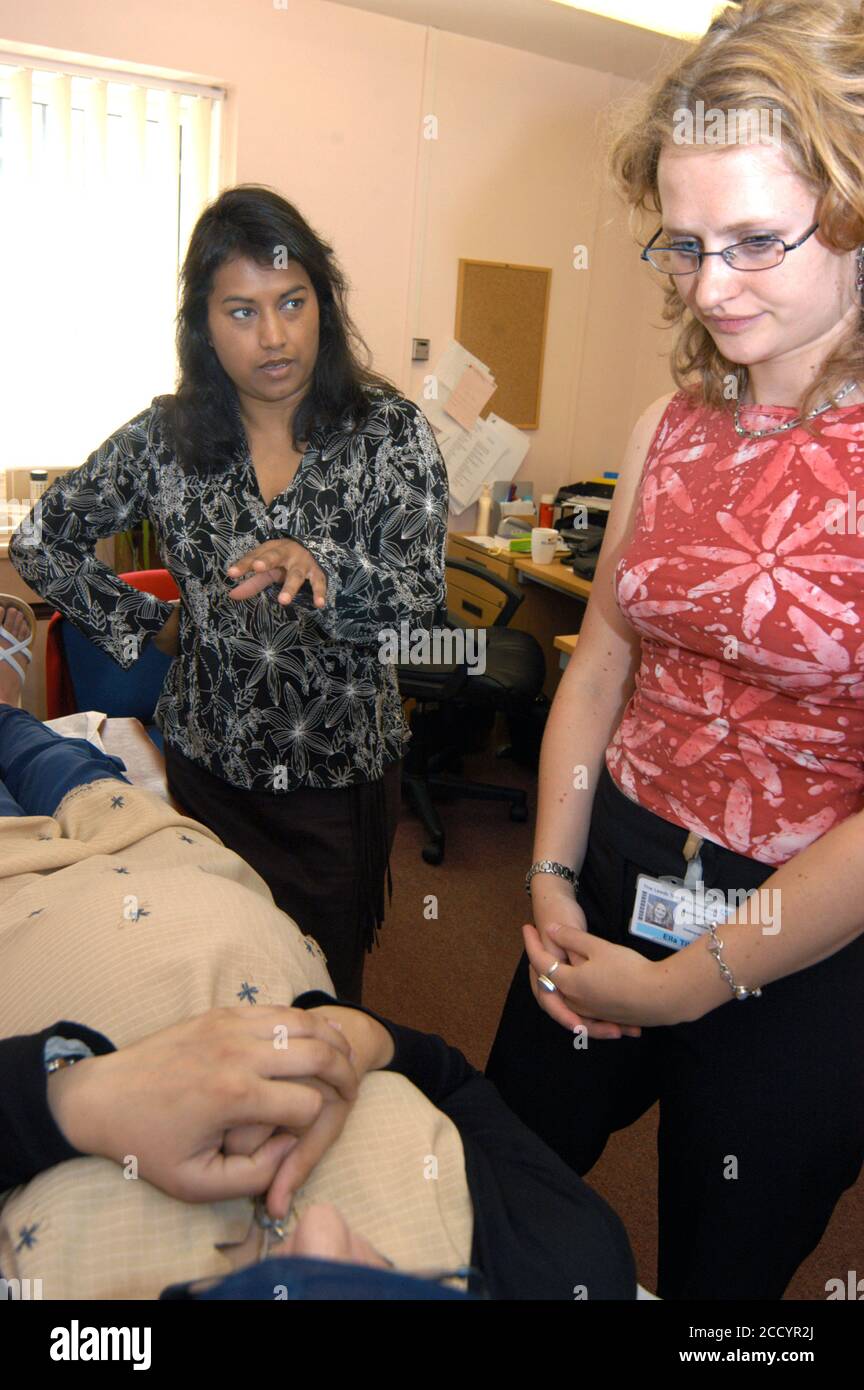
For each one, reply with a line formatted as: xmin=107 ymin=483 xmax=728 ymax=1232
xmin=487 ymin=0 xmax=864 ymax=1299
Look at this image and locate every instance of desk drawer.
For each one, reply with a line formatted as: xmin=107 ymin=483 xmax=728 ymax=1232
xmin=466 ymin=550 xmax=513 ymax=584
xmin=447 ymin=538 xmax=515 ymax=584
xmin=447 ymin=578 xmax=505 ymax=628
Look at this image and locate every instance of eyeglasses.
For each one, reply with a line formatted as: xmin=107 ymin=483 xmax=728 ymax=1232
xmin=640 ymin=221 xmax=820 ymax=275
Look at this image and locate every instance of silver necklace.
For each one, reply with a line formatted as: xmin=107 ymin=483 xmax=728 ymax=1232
xmin=733 ymin=379 xmax=858 ymax=439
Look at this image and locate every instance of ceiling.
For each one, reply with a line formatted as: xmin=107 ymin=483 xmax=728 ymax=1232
xmin=321 ymin=0 xmax=689 ymax=81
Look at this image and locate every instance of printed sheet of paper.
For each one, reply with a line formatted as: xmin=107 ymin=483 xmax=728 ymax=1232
xmin=484 ymin=413 xmax=531 ymax=483
xmin=446 ymin=413 xmax=530 ymax=515
xmin=442 ymin=363 xmax=497 ymax=431
xmin=421 ymin=340 xmax=529 ymax=515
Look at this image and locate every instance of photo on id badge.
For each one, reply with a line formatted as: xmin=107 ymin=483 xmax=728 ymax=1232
xmin=628 ymin=874 xmax=718 ymax=952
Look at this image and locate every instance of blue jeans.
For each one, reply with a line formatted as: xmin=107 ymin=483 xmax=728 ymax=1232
xmin=159 ymin=1256 xmax=476 ymax=1300
xmin=0 ymin=708 xmax=131 ymax=819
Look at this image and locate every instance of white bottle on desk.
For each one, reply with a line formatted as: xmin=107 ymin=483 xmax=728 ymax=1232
xmin=476 ymin=483 xmax=492 ymax=537
xmin=29 ymin=470 xmax=48 ymax=504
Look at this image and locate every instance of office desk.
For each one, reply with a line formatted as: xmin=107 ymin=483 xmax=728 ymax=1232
xmin=512 ymin=554 xmax=592 ymax=601
xmin=447 ymin=534 xmax=591 ymax=698
xmin=553 ymin=633 xmax=580 ymax=670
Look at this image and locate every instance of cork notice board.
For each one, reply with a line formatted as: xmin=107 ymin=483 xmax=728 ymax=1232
xmin=454 ymin=259 xmax=551 ymax=429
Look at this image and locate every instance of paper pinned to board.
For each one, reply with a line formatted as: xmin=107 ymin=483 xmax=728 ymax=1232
xmin=434 ymin=340 xmax=492 ymax=394
xmin=443 ymin=362 xmax=496 ymax=431
xmin=423 ymin=339 xmax=531 ymax=515
xmin=423 ymin=340 xmax=493 ymax=437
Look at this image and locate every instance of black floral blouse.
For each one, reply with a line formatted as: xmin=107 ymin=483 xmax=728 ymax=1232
xmin=9 ymin=388 xmax=449 ymax=792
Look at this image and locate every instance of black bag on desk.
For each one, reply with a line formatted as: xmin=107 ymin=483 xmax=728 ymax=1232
xmin=559 ymin=522 xmax=606 ymax=580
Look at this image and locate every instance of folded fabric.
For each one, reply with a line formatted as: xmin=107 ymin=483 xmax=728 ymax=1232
xmin=42 ymin=711 xmax=108 ymax=752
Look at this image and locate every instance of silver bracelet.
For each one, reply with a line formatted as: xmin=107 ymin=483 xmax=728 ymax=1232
xmin=706 ymin=922 xmax=762 ymax=1000
xmin=525 ymin=860 xmax=579 ymax=894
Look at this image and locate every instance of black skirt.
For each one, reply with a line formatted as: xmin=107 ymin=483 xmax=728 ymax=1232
xmin=163 ymin=740 xmax=401 ymax=1001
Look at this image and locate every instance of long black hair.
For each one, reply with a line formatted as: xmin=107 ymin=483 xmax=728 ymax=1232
xmin=157 ymin=184 xmax=397 ymax=475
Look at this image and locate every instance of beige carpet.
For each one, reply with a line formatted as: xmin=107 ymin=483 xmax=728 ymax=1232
xmin=364 ymin=747 xmax=863 ymax=1301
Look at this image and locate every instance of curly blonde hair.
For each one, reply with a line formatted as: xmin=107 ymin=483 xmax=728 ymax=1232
xmin=608 ymin=0 xmax=864 ymax=425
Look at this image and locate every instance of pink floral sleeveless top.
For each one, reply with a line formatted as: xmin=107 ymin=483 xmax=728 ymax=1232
xmin=607 ymin=389 xmax=864 ymax=866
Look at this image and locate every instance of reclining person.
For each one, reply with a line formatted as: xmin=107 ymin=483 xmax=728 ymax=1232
xmin=0 ymin=599 xmax=635 ymax=1300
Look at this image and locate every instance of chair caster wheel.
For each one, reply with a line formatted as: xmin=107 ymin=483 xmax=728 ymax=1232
xmin=422 ymin=843 xmax=444 ymax=865
xmin=509 ymin=804 xmax=528 ymax=823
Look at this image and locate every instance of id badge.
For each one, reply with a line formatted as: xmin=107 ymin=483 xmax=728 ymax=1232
xmin=629 ymin=873 xmax=730 ymax=951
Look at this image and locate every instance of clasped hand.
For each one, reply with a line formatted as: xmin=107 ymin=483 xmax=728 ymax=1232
xmin=227 ymin=541 xmax=328 ymax=608
xmin=525 ymin=917 xmax=681 ymax=1031
xmin=46 ymin=1005 xmax=382 ymax=1222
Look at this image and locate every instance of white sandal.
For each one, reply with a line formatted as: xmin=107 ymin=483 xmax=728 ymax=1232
xmin=0 ymin=594 xmax=36 ymax=709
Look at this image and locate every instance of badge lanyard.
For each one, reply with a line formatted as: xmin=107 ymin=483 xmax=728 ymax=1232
xmin=681 ymin=830 xmax=704 ymax=890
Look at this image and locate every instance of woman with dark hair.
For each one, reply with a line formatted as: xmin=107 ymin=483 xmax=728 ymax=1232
xmin=10 ymin=184 xmax=449 ymax=1000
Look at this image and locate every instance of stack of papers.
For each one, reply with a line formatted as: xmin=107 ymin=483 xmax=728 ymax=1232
xmin=463 ymin=534 xmax=501 ymax=548
xmin=423 ymin=340 xmax=531 ymax=515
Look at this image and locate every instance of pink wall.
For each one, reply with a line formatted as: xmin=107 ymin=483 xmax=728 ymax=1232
xmin=1 ymin=0 xmax=673 ymax=523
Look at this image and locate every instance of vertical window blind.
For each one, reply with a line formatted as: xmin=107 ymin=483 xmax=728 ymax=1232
xmin=0 ymin=55 xmax=225 ymax=495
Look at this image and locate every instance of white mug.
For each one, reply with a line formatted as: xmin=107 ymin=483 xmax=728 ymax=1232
xmin=531 ymin=527 xmax=559 ymax=564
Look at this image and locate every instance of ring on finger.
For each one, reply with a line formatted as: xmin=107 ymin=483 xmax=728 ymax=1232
xmin=537 ymin=973 xmax=558 ymax=994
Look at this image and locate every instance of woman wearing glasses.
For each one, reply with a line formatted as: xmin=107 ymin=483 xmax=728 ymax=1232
xmin=487 ymin=0 xmax=864 ymax=1299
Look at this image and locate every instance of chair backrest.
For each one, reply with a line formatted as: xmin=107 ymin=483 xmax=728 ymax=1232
xmin=397 ymin=559 xmax=530 ymax=703
xmin=46 ymin=570 xmax=179 ymax=720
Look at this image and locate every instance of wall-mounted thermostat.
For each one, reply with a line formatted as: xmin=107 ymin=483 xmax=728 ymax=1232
xmin=412 ymin=338 xmax=431 ymax=361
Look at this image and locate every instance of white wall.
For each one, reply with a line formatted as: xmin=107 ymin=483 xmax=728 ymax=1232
xmin=1 ymin=0 xmax=673 ymax=521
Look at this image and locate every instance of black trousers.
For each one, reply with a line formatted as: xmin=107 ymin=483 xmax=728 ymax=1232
xmin=164 ymin=742 xmax=402 ymax=1002
xmin=486 ymin=763 xmax=864 ymax=1300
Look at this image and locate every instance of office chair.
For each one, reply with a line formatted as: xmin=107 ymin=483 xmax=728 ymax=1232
xmin=45 ymin=569 xmax=179 ymax=752
xmin=397 ymin=557 xmax=545 ymax=864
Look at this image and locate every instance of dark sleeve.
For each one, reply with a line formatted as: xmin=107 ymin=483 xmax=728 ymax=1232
xmin=0 ymin=1022 xmax=116 ymax=1190
xmin=290 ymin=397 xmax=450 ymax=644
xmin=7 ymin=401 xmax=175 ymax=670
xmin=438 ymin=1076 xmax=637 ymax=1299
xmin=292 ymin=990 xmax=637 ymax=1299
